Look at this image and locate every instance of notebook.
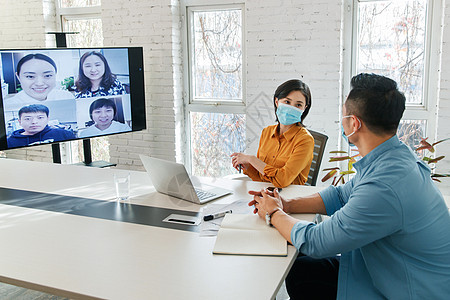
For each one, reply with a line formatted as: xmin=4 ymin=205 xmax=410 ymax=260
xmin=212 ymin=214 xmax=287 ymax=256
xmin=139 ymin=154 xmax=232 ymax=204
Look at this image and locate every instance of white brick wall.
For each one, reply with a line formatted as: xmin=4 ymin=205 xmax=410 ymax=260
xmin=101 ymin=0 xmax=182 ymax=170
xmin=42 ymin=0 xmax=58 ymax=47
xmin=436 ymin=1 xmax=450 ymax=194
xmin=0 ymin=0 xmax=57 ymax=162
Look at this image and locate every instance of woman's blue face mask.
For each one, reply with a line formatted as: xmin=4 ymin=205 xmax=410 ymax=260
xmin=276 ymin=103 xmax=303 ymax=125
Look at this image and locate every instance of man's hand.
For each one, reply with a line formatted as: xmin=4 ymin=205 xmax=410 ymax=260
xmin=248 ymin=188 xmax=284 ymax=219
xmin=248 ymin=188 xmax=304 ymax=244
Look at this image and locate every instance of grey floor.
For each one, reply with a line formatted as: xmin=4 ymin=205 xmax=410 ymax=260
xmin=0 ymin=282 xmax=68 ymax=300
xmin=277 ymin=281 xmax=290 ymax=300
xmin=0 ymin=281 xmax=289 ymax=300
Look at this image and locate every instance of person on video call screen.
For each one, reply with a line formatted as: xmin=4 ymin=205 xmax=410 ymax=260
xmin=75 ymin=51 xmax=127 ymax=98
xmin=7 ymin=53 xmax=74 ymax=107
xmin=79 ymin=98 xmax=131 ymax=138
xmin=7 ymin=104 xmax=75 ymax=147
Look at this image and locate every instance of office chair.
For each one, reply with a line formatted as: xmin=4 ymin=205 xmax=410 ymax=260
xmin=306 ymin=129 xmax=329 ymax=186
xmin=305 ymin=129 xmax=329 ymax=224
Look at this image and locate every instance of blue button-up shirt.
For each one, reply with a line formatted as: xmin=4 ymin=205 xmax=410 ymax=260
xmin=291 ymin=135 xmax=450 ymax=299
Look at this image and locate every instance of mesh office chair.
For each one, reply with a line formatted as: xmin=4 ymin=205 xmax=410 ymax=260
xmin=305 ymin=129 xmax=329 ymax=186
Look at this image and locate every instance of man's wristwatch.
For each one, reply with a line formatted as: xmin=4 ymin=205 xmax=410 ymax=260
xmin=265 ymin=207 xmax=281 ymax=226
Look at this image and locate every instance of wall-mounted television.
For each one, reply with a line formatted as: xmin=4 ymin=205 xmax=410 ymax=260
xmin=0 ymin=47 xmax=146 ymax=153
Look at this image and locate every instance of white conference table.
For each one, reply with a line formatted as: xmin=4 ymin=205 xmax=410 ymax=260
xmin=0 ymin=158 xmax=322 ymax=300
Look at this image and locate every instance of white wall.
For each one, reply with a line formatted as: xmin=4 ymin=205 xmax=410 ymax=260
xmin=436 ymin=1 xmax=450 ymax=194
xmin=101 ymin=0 xmax=183 ymax=168
xmin=0 ymin=0 xmax=449 ymax=191
xmin=0 ymin=0 xmax=57 ymax=162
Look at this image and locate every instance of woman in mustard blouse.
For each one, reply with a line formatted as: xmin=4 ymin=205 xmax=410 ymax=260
xmin=231 ymin=79 xmax=314 ymax=188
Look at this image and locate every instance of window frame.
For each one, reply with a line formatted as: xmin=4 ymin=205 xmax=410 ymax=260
xmin=181 ymin=0 xmax=246 ymax=173
xmin=342 ymin=0 xmax=442 ymax=147
xmin=55 ymin=2 xmax=101 ymax=33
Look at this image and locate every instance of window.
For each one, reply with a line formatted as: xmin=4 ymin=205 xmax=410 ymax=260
xmin=190 ymin=112 xmax=245 ymax=177
xmin=184 ymin=3 xmax=245 ymax=177
xmin=55 ymin=0 xmax=108 ymax=164
xmin=357 ymin=0 xmax=426 ymax=105
xmin=59 ymin=0 xmax=101 ymax=8
xmin=346 ymin=0 xmax=441 ymax=149
xmin=398 ymin=119 xmax=426 ymax=156
xmin=62 ymin=18 xmax=103 ymax=48
xmin=190 ymin=9 xmax=243 ymax=102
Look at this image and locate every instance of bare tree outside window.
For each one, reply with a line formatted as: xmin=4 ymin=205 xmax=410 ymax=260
xmin=64 ymin=18 xmax=103 ymax=50
xmin=397 ymin=119 xmax=426 ymax=156
xmin=357 ymin=0 xmax=428 ymax=150
xmin=189 ymin=8 xmax=245 ymax=177
xmin=191 ymin=112 xmax=245 ymax=177
xmin=192 ymin=9 xmax=242 ymax=101
xmin=358 ymin=0 xmax=426 ymax=105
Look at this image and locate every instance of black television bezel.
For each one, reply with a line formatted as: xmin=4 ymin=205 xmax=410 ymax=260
xmin=0 ymin=46 xmax=146 ymax=151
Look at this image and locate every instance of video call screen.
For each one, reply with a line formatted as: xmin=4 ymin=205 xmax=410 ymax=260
xmin=0 ymin=47 xmax=146 ymax=151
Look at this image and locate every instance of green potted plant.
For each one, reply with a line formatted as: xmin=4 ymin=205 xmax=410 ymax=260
xmin=321 ymin=151 xmax=359 ymax=186
xmin=61 ymin=76 xmax=75 ymax=91
xmin=322 ymin=138 xmax=449 ymax=185
xmin=415 ymin=137 xmax=450 ymax=182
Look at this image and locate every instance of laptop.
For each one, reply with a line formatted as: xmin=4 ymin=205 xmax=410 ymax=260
xmin=139 ymin=154 xmax=232 ymax=204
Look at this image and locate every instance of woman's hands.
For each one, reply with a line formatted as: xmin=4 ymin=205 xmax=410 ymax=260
xmin=248 ymin=188 xmax=286 ymax=219
xmin=230 ymin=152 xmax=252 ymax=172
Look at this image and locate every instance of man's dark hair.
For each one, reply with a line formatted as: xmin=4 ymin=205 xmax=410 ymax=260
xmin=18 ymin=104 xmax=50 ymax=118
xmin=273 ymin=79 xmax=312 ymax=125
xmin=345 ymin=73 xmax=406 ymax=135
xmin=89 ymin=98 xmax=117 ymax=120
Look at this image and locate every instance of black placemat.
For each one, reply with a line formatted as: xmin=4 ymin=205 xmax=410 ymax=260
xmin=0 ymin=187 xmax=200 ymax=232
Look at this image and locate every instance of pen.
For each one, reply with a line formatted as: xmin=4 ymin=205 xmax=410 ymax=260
xmin=239 ymin=164 xmax=242 ymax=173
xmin=203 ymin=209 xmax=232 ymax=221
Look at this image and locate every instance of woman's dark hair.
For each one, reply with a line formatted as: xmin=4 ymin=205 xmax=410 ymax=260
xmin=273 ymin=79 xmax=312 ymax=125
xmin=89 ymin=98 xmax=117 ymax=120
xmin=75 ymin=51 xmax=116 ymax=93
xmin=16 ymin=54 xmax=57 ymax=75
xmin=345 ymin=73 xmax=406 ymax=135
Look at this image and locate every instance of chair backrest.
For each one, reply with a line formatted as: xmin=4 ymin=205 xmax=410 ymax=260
xmin=306 ymin=129 xmax=328 ymax=186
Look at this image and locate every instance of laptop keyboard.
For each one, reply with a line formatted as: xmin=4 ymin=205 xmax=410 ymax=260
xmin=195 ymin=189 xmax=217 ymax=201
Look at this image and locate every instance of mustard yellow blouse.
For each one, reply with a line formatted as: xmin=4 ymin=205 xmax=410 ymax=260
xmin=244 ymin=124 xmax=314 ymax=188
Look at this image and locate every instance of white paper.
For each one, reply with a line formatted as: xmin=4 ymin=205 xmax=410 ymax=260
xmin=212 ymin=214 xmax=287 ymax=256
xmin=199 ymin=199 xmax=252 ymax=237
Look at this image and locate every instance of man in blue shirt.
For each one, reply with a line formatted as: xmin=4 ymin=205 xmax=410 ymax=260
xmin=249 ymin=73 xmax=450 ymax=299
